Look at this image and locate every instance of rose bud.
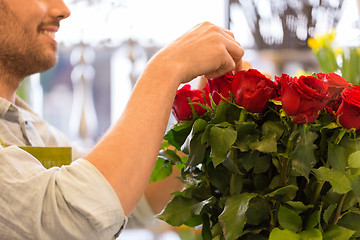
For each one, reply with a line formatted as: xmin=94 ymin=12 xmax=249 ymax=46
xmin=231 ymin=69 xmax=277 ymax=113
xmin=336 ymin=84 xmax=360 ymax=131
xmin=207 ymin=73 xmax=233 ymax=105
xmin=172 ymin=84 xmax=207 ymax=121
xmin=280 ymin=74 xmax=330 ymax=123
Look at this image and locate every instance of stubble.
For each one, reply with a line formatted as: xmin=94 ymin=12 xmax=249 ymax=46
xmin=0 ymin=1 xmax=58 ymax=85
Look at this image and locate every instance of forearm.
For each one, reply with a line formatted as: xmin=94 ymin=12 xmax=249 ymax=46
xmin=85 ymin=59 xmax=181 ymax=216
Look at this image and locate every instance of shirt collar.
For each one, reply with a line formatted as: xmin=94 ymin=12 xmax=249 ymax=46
xmin=0 ymin=97 xmax=20 ymax=122
xmin=0 ymin=96 xmax=40 ymax=124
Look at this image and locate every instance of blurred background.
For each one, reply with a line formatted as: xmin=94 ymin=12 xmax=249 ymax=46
xmin=18 ymin=0 xmax=360 ymax=239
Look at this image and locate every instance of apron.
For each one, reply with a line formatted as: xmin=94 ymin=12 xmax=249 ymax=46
xmin=0 ymin=137 xmax=72 ymax=168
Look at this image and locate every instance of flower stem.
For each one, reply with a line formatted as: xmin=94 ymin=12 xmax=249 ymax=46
xmin=330 ymin=192 xmax=348 ymax=225
xmin=335 ymin=128 xmax=347 ymax=145
xmin=280 ymin=157 xmax=289 ymax=186
xmin=275 ymin=124 xmax=299 ymax=228
xmin=310 ymin=181 xmax=324 ymax=205
xmin=279 ymin=124 xmax=299 ymax=185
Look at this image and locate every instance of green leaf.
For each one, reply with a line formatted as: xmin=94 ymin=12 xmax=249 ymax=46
xmin=323 ymin=204 xmax=337 ymax=224
xmin=341 ymin=190 xmax=358 ymax=211
xmin=269 ymin=175 xmax=281 ymax=189
xmin=211 ymin=100 xmax=231 ymax=124
xmin=206 ymin=164 xmax=231 ymax=195
xmin=183 ymin=214 xmax=203 ymax=227
xmin=201 ymin=123 xmax=212 ymax=144
xmin=192 ymin=118 xmax=208 ymax=134
xmin=306 ymin=209 xmax=321 ymax=230
xmin=157 ymin=196 xmax=199 ymax=226
xmin=262 ymin=120 xmax=287 ymax=140
xmin=269 ymin=228 xmax=300 ymax=240
xmin=235 ymin=134 xmax=259 ymax=152
xmin=290 ymin=125 xmax=318 ymax=180
xmin=266 ymin=185 xmax=298 ymax=202
xmin=149 ymin=157 xmax=173 ymax=183
xmin=239 ymin=151 xmax=259 ymax=172
xmin=245 ymin=197 xmax=270 ymax=225
xmin=223 ymin=149 xmax=241 ymax=174
xmin=192 ymin=196 xmax=215 ymax=215
xmin=209 ymin=124 xmax=237 ymax=167
xmin=234 ymin=121 xmax=258 ymax=140
xmin=278 ymin=205 xmax=302 ymax=232
xmin=338 ymin=212 xmax=360 ymax=237
xmin=285 ymin=201 xmax=313 ymax=214
xmin=245 ymin=234 xmax=268 ymax=240
xmin=158 ymin=148 xmax=182 ymax=165
xmin=185 ymin=132 xmax=206 ymax=170
xmin=253 ymin=173 xmax=270 ymax=190
xmin=253 ymin=155 xmax=271 ymax=174
xmin=323 ymin=225 xmax=355 ymax=240
xmin=313 ymin=167 xmax=352 ymax=194
xmin=218 ymin=193 xmax=256 ymax=240
xmin=230 ymin=174 xmax=243 ymax=196
xmin=328 ymin=142 xmax=347 ymax=172
xmin=249 ymin=132 xmax=277 ymax=153
xmin=299 ymin=228 xmax=322 ymax=240
xmin=348 ymin=151 xmax=360 ymax=169
xmin=211 ymin=223 xmax=222 ymax=238
xmin=348 ymin=175 xmax=360 ymax=197
xmin=164 ymin=120 xmax=193 ymax=150
xmin=201 ymin=214 xmax=212 ymax=240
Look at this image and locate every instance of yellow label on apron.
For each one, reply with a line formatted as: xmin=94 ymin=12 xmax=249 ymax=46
xmin=18 ymin=146 xmax=72 ymax=169
xmin=0 ymin=136 xmax=72 ymax=168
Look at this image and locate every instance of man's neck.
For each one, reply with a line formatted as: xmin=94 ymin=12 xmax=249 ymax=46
xmin=0 ymin=71 xmax=22 ymax=103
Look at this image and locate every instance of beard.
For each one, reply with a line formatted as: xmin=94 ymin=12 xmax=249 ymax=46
xmin=0 ymin=1 xmax=58 ymax=83
xmin=0 ymin=36 xmax=58 ymax=78
xmin=0 ymin=41 xmax=58 ymax=75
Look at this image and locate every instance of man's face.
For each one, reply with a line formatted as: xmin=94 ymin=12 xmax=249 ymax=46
xmin=0 ymin=0 xmax=70 ymax=78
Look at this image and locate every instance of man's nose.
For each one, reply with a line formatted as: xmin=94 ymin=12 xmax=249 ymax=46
xmin=48 ymin=0 xmax=71 ymax=20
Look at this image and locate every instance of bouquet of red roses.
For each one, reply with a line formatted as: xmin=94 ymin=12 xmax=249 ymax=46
xmin=151 ymin=69 xmax=360 ymax=240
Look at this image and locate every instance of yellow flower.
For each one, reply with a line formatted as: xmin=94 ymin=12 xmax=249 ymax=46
xmin=308 ymin=29 xmax=336 ymax=52
xmin=294 ymin=69 xmax=312 ymax=77
xmin=308 ymin=37 xmax=321 ymax=52
xmin=334 ymin=47 xmax=344 ymax=57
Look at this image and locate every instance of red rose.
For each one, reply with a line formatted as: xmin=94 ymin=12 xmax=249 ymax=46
xmin=172 ymin=84 xmax=207 ymax=121
xmin=336 ymin=85 xmax=360 ymax=130
xmin=231 ymin=69 xmax=277 ymax=113
xmin=202 ymin=84 xmax=211 ymax=107
xmin=317 ymin=72 xmax=352 ymax=114
xmin=317 ymin=72 xmax=352 ymax=99
xmin=280 ymin=74 xmax=329 ymax=123
xmin=273 ymin=75 xmax=282 ymax=101
xmin=207 ymin=73 xmax=233 ymax=105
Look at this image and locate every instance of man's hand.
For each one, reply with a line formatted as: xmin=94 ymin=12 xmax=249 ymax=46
xmin=150 ymin=22 xmax=244 ymax=84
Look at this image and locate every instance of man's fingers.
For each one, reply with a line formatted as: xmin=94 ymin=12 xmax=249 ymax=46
xmin=234 ymin=60 xmax=252 ymax=73
xmin=204 ymin=35 xmax=244 ymax=79
xmin=204 ymin=48 xmax=237 ymax=78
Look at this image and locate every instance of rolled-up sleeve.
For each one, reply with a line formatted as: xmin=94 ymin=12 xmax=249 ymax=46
xmin=0 ymin=146 xmax=127 ymax=240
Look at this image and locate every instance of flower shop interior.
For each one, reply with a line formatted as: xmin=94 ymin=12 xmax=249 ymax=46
xmin=19 ymin=0 xmax=360 ymax=239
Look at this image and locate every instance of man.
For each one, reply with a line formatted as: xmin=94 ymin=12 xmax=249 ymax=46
xmin=0 ymin=0 xmax=244 ymax=239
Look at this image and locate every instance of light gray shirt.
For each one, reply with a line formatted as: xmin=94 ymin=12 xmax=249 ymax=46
xmin=0 ymin=97 xmax=154 ymax=239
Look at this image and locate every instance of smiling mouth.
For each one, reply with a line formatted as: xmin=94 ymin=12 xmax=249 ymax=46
xmin=41 ymin=30 xmax=56 ymax=39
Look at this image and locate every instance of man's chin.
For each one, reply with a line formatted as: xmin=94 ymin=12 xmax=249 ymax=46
xmin=36 ymin=55 xmax=58 ymax=73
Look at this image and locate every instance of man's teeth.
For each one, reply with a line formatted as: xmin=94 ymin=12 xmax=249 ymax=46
xmin=42 ymin=30 xmax=55 ymax=38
